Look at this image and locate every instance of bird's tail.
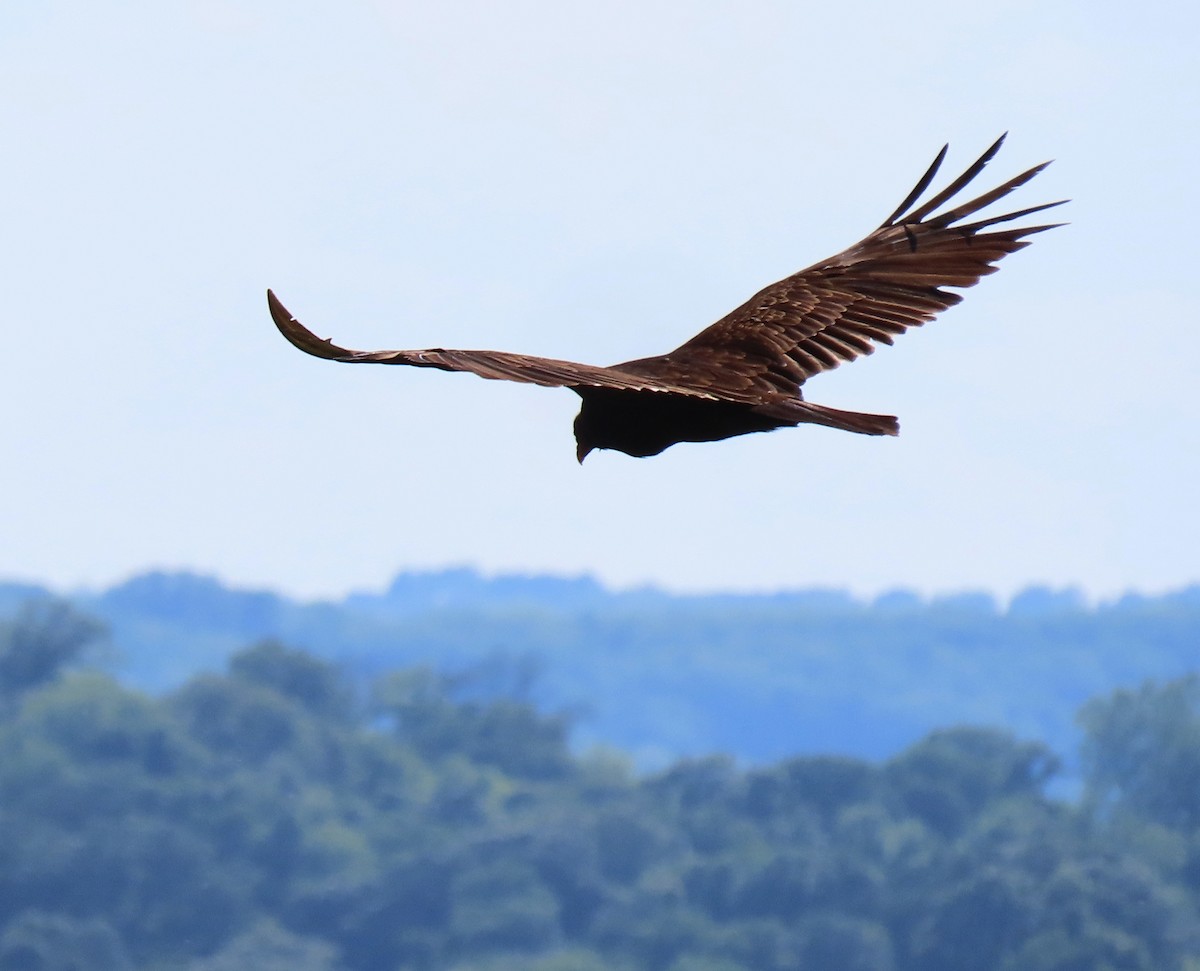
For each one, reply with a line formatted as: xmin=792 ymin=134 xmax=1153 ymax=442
xmin=754 ymin=399 xmax=899 ymax=437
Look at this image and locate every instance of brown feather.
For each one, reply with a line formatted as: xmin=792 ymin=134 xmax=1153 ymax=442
xmin=269 ymin=137 xmax=1064 ymax=460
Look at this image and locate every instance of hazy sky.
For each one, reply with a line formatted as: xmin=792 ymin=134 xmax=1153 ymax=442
xmin=2 ymin=0 xmax=1197 ymax=600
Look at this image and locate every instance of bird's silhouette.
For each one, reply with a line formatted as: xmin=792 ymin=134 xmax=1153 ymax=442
xmin=269 ymin=135 xmax=1064 ymax=462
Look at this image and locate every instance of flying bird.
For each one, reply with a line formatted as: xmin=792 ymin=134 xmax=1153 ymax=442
xmin=269 ymin=135 xmax=1064 ymax=462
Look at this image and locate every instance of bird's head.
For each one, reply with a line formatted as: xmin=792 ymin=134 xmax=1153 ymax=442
xmin=573 ymin=392 xmax=677 ymax=461
xmin=573 ymin=410 xmax=596 ymax=463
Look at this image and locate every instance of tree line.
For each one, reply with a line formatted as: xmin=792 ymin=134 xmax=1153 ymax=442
xmin=1 ymin=600 xmax=1198 ymax=970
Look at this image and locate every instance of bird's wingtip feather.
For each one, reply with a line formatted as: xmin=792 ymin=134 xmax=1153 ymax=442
xmin=267 ymin=290 xmax=356 ymax=360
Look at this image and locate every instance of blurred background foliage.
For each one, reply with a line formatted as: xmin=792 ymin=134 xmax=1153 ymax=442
xmin=4 ymin=569 xmax=1199 ymax=772
xmin=1 ymin=601 xmax=1199 ymax=970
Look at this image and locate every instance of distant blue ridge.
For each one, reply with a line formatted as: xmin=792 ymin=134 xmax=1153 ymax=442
xmin=3 ymin=569 xmax=1199 ymax=771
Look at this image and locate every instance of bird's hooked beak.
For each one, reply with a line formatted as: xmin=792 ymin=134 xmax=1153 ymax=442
xmin=576 ymin=442 xmax=593 ymax=464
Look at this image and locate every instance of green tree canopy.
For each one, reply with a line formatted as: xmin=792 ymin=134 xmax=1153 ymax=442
xmin=1080 ymin=675 xmax=1200 ymax=832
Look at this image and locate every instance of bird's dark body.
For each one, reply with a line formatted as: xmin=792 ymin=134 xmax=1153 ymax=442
xmin=574 ymin=386 xmax=786 ymax=458
xmin=268 ymin=136 xmax=1064 ymax=461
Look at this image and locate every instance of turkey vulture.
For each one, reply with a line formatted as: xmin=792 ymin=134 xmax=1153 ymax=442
xmin=269 ymin=135 xmax=1064 ymax=462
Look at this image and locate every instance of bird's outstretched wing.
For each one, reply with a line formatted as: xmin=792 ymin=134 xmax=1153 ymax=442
xmin=267 ymin=290 xmax=727 ymax=401
xmin=270 ymin=136 xmax=1063 ymax=404
xmin=629 ymin=134 xmax=1065 ymax=395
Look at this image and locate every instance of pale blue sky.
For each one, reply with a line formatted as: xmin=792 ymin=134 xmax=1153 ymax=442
xmin=1 ymin=0 xmax=1197 ymax=600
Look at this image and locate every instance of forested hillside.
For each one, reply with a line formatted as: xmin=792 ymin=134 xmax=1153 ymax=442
xmin=3 ymin=570 xmax=1199 ymax=767
xmin=2 ymin=603 xmax=1200 ymax=970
